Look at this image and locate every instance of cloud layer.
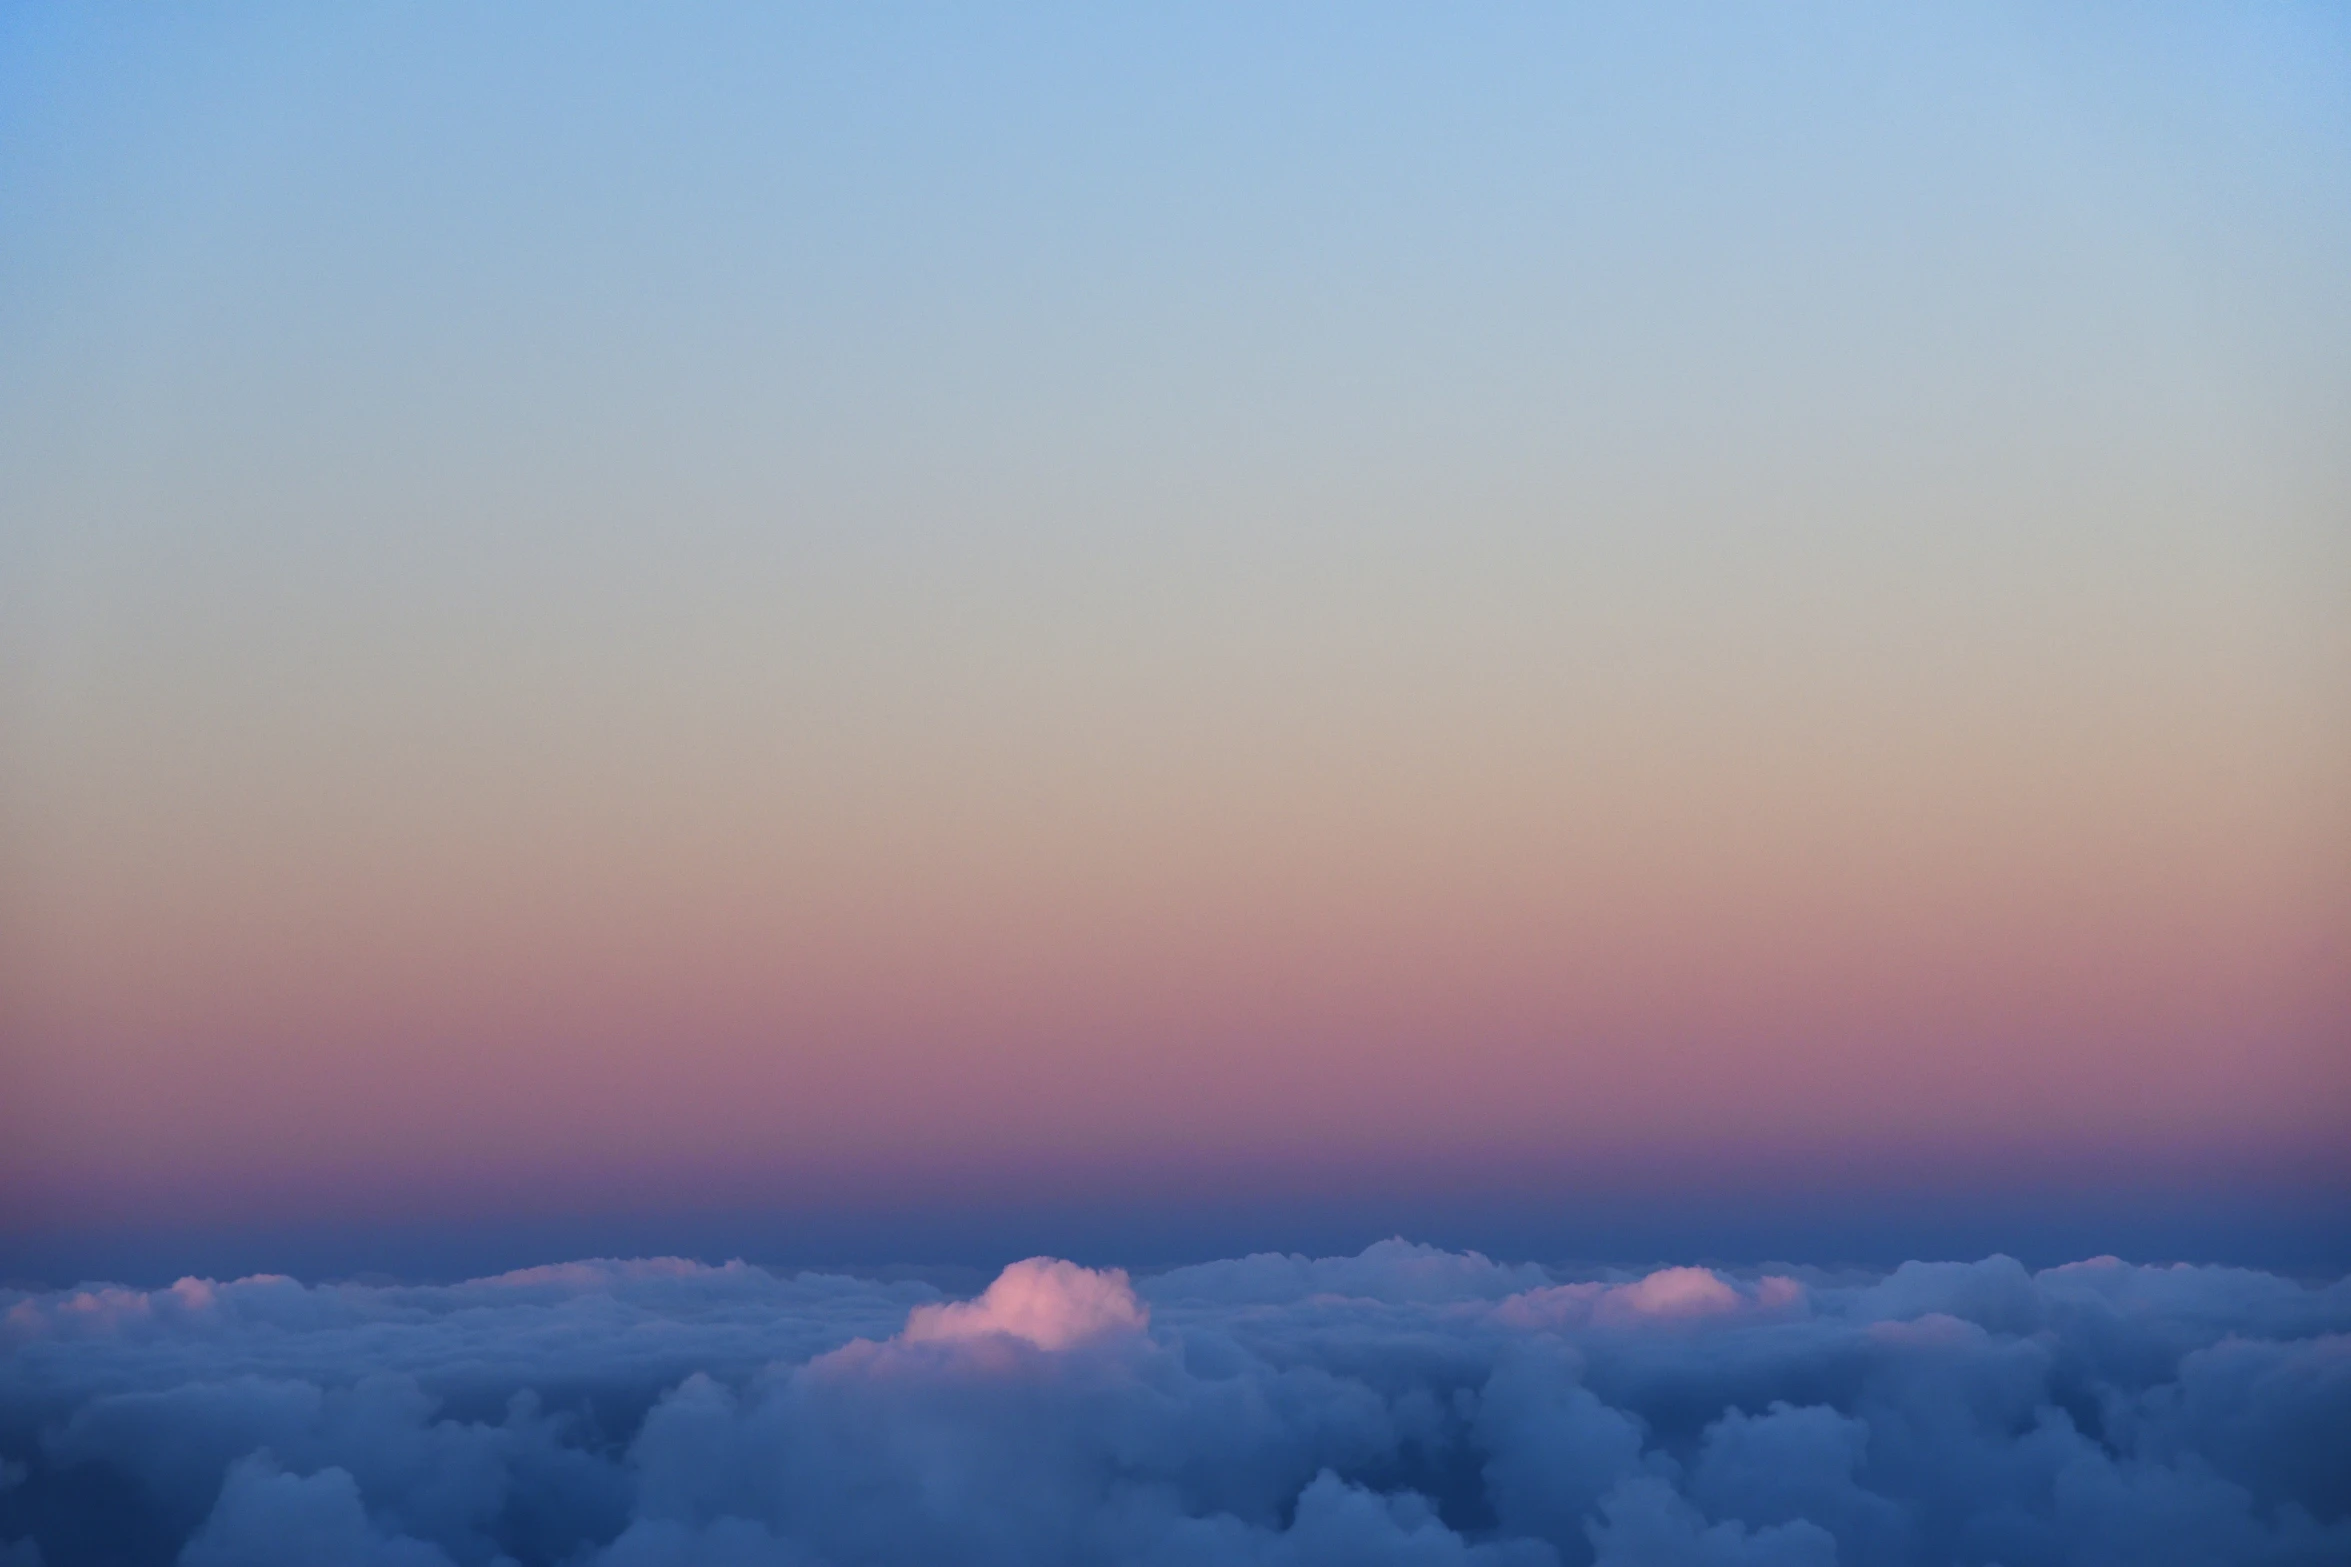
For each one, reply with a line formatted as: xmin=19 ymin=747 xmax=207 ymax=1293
xmin=3 ymin=1241 xmax=2347 ymax=1566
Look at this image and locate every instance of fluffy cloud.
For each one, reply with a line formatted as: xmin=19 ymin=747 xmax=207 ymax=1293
xmin=900 ymin=1258 xmax=1147 ymax=1350
xmin=1492 ymin=1268 xmax=1805 ymax=1332
xmin=2 ymin=1243 xmax=2347 ymax=1566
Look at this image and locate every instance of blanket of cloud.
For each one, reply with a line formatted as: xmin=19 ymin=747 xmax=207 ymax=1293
xmin=2 ymin=1242 xmax=2347 ymax=1567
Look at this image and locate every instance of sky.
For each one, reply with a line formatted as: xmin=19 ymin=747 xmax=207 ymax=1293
xmin=3 ymin=4 xmax=2349 ymax=1283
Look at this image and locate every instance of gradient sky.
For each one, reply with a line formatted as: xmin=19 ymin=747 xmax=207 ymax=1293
xmin=4 ymin=4 xmax=2347 ymax=1277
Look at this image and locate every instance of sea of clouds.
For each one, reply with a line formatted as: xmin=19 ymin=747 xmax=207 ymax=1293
xmin=2 ymin=1240 xmax=2346 ymax=1566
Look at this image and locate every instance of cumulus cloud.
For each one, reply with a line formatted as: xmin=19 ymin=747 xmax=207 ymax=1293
xmin=2 ymin=1243 xmax=2347 ymax=1566
xmin=900 ymin=1258 xmax=1146 ymax=1350
xmin=1494 ymin=1267 xmax=1807 ymax=1333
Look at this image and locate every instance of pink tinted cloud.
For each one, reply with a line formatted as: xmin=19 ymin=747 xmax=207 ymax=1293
xmin=900 ymin=1258 xmax=1148 ymax=1351
xmin=1494 ymin=1267 xmax=1808 ymax=1330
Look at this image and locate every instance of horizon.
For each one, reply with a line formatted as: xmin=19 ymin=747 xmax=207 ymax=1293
xmin=10 ymin=1179 xmax=2350 ymax=1295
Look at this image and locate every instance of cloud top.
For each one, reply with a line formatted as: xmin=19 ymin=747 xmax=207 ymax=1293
xmin=900 ymin=1257 xmax=1146 ymax=1350
xmin=3 ymin=1244 xmax=2347 ymax=1566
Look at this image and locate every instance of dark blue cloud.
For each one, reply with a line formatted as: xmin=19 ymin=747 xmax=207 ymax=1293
xmin=3 ymin=1242 xmax=2346 ymax=1565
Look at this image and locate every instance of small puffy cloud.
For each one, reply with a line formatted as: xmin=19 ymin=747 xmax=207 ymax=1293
xmin=1149 ymin=1240 xmax=1549 ymax=1307
xmin=1495 ymin=1269 xmax=1805 ymax=1332
xmin=901 ymin=1258 xmax=1146 ymax=1350
xmin=1602 ymin=1268 xmax=1742 ymax=1323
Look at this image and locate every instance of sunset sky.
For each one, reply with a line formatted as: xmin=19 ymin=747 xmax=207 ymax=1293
xmin=4 ymin=4 xmax=2346 ymax=1281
